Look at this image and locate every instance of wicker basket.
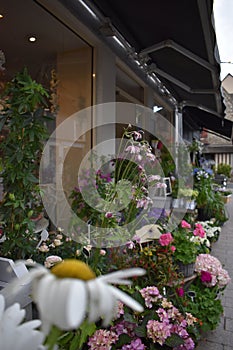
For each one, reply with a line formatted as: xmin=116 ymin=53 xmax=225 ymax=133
xmin=177 ymin=262 xmax=195 ymax=278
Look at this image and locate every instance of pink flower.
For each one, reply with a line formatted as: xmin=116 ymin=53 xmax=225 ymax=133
xmin=122 ymin=338 xmax=146 ymax=350
xmin=159 ymin=233 xmax=173 ymax=246
xmin=125 ymin=145 xmax=141 ymax=154
xmin=126 ymin=240 xmax=135 ymax=250
xmin=133 ymin=131 xmax=143 ymax=140
xmin=193 ymin=223 xmax=205 ymax=238
xmin=181 ymin=220 xmax=191 ymax=229
xmin=200 ymin=270 xmax=212 ymax=283
xmin=140 ymin=286 xmax=162 ymax=308
xmin=170 ymin=245 xmax=176 ymax=252
xmin=147 ymin=320 xmax=172 ymax=345
xmin=88 ymin=329 xmax=118 ymax=349
xmin=105 ymin=212 xmax=113 ymax=218
xmin=176 ymin=287 xmax=185 ymax=297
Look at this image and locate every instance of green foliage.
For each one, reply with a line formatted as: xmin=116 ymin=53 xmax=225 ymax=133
xmin=216 ymin=163 xmax=232 ymax=178
xmin=0 ymin=68 xmax=53 ymax=259
xmin=172 ymin=228 xmax=199 ymax=265
xmin=184 ymin=279 xmax=224 ymax=332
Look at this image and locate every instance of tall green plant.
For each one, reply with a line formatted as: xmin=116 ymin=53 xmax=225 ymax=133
xmin=0 ymin=68 xmax=51 ymax=259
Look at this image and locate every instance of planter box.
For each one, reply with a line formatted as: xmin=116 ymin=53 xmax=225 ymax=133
xmin=177 ymin=262 xmax=195 ymax=278
xmin=220 ymin=194 xmax=232 ymax=204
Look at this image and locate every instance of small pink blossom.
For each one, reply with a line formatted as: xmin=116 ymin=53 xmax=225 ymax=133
xmin=170 ymin=245 xmax=176 ymax=252
xmin=125 ymin=145 xmax=141 ymax=154
xmin=159 ymin=233 xmax=173 ymax=246
xmin=140 ymin=286 xmax=162 ymax=308
xmin=176 ymin=287 xmax=185 ymax=297
xmin=105 ymin=211 xmax=113 ymax=218
xmin=200 ymin=270 xmax=212 ymax=283
xmin=181 ymin=220 xmax=191 ymax=229
xmin=193 ymin=223 xmax=205 ymax=238
xmin=126 ymin=240 xmax=135 ymax=249
xmin=88 ymin=329 xmax=118 ymax=350
xmin=133 ymin=131 xmax=142 ymax=140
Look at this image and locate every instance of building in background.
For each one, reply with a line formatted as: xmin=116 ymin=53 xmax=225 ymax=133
xmin=203 ymin=74 xmax=233 ymax=173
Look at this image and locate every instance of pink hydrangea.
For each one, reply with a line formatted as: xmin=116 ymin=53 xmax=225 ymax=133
xmin=147 ymin=320 xmax=172 ymax=345
xmin=140 ymin=286 xmax=162 ymax=308
xmin=174 ymin=337 xmax=195 ymax=350
xmin=159 ymin=232 xmax=173 ymax=246
xmin=195 ymin=254 xmax=231 ymax=288
xmin=122 ymin=338 xmax=146 ymax=350
xmin=88 ymin=329 xmax=118 ymax=350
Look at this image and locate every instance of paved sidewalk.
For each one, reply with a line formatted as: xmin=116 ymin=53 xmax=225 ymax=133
xmin=196 ymin=188 xmax=233 ymax=350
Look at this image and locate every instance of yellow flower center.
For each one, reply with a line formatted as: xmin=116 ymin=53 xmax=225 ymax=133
xmin=50 ymin=259 xmax=96 ymax=280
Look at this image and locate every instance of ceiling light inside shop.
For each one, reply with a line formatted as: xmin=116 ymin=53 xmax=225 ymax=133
xmin=28 ymin=36 xmax=37 ymax=42
xmin=0 ymin=14 xmax=4 ymax=19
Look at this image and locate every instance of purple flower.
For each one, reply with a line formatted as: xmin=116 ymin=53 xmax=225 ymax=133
xmin=122 ymin=338 xmax=146 ymax=350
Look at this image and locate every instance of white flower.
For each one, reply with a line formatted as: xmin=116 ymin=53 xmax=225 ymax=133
xmin=6 ymin=260 xmax=145 ymax=334
xmin=0 ymin=295 xmax=45 ymax=350
xmin=44 ymin=255 xmax=62 ymax=268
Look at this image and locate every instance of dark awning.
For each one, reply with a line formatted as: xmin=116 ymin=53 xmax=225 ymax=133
xmin=59 ymin=0 xmax=226 ymax=133
xmin=88 ymin=0 xmax=224 ymax=114
xmin=183 ymin=106 xmax=233 ymax=141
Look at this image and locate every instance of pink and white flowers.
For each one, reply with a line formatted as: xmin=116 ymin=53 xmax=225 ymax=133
xmin=195 ymin=254 xmax=231 ymax=288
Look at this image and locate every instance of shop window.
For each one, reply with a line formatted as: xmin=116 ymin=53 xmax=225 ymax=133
xmin=0 ymin=0 xmax=93 ymax=197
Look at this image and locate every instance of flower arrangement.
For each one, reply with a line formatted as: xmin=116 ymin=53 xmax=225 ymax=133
xmin=160 ymin=220 xmax=201 ymax=266
xmin=183 ymin=252 xmax=231 ymax=332
xmin=87 ymin=286 xmax=199 ymax=350
xmin=195 ymin=253 xmax=231 ymax=289
xmin=70 ymin=125 xmax=164 ymax=245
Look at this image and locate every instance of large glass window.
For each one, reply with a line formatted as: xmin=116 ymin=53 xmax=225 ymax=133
xmin=0 ymin=0 xmax=93 ymax=196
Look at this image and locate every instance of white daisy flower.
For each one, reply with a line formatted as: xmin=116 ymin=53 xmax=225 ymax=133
xmin=0 ymin=294 xmax=45 ymax=350
xmin=5 ymin=259 xmax=145 ymax=334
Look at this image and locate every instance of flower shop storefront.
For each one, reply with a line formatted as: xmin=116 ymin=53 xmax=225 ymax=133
xmin=0 ymin=0 xmax=232 ymax=349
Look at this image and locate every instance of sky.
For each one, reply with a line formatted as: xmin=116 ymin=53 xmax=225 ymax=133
xmin=213 ymin=0 xmax=233 ymax=80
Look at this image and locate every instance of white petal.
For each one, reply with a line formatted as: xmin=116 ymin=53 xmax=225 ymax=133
xmin=87 ymin=279 xmax=102 ymax=324
xmin=88 ymin=280 xmax=116 ymax=326
xmin=32 ymin=273 xmax=55 ymax=333
xmin=33 ymin=274 xmax=87 ymax=331
xmin=2 ymin=303 xmax=25 ymax=327
xmin=98 ymin=268 xmax=146 ymax=285
xmin=15 ymin=323 xmax=45 ymax=350
xmin=108 ymin=285 xmax=144 ymax=313
xmin=52 ymin=278 xmax=87 ymax=330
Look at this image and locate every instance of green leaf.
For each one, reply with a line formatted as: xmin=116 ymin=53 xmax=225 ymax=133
xmin=75 ymin=320 xmax=96 ymax=349
xmin=134 ymin=324 xmax=147 ymax=337
xmin=115 ymin=333 xmax=132 ymax=348
xmin=165 ymin=333 xmax=184 ymax=347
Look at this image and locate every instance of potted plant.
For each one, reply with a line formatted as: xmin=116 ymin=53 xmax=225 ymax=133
xmin=0 ymin=68 xmax=53 ymax=259
xmin=158 ymin=220 xmax=201 ymax=278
